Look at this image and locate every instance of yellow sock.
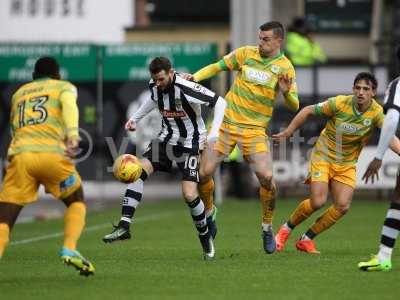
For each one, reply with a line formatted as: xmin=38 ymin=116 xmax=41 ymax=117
xmin=288 ymin=198 xmax=315 ymax=227
xmin=308 ymin=205 xmax=344 ymax=236
xmin=260 ymin=185 xmax=276 ymax=224
xmin=198 ymin=178 xmax=214 ymax=215
xmin=63 ymin=202 xmax=86 ymax=250
xmin=0 ymin=223 xmax=10 ymax=258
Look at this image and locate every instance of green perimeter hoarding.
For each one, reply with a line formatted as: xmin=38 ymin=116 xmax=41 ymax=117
xmin=102 ymin=43 xmax=218 ymax=80
xmin=0 ymin=44 xmax=98 ymax=82
xmin=0 ymin=43 xmax=217 ymax=82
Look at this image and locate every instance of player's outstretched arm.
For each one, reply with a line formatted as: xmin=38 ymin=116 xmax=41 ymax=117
xmin=207 ymin=96 xmax=227 ymax=143
xmin=375 ymin=108 xmax=400 ymax=160
xmin=193 ymin=62 xmax=224 ymax=82
xmin=362 ymin=108 xmax=400 ymax=184
xmin=126 ymin=97 xmax=158 ymax=131
xmin=272 ymin=105 xmax=315 ymax=141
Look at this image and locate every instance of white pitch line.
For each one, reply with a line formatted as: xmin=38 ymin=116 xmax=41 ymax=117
xmin=10 ymin=212 xmax=171 ymax=246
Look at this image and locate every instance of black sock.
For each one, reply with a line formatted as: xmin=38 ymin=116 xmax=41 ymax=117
xmin=119 ymin=171 xmax=148 ymax=229
xmin=187 ymin=197 xmax=208 ymax=235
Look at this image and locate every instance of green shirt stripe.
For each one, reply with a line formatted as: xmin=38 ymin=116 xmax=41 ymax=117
xmin=227 ymin=101 xmax=272 ymax=121
xmin=230 ymin=84 xmax=274 ymax=108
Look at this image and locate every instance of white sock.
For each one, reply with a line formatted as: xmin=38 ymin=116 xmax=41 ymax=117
xmin=283 ymin=223 xmax=292 ymax=231
xmin=378 ymin=245 xmax=392 ymax=263
xmin=262 ymin=223 xmax=272 ymax=232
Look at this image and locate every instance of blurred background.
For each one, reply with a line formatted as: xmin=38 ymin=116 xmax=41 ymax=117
xmin=0 ymin=0 xmax=399 ymax=220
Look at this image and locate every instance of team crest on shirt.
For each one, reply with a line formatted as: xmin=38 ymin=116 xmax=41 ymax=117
xmin=175 ymin=98 xmax=182 ymax=110
xmin=270 ymin=65 xmax=280 ymax=74
xmin=363 ymin=119 xmax=372 ymax=126
xmin=313 ymin=171 xmax=321 ymax=178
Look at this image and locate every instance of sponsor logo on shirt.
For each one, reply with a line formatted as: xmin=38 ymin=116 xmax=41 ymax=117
xmin=244 ymin=67 xmax=271 ymax=85
xmin=162 ymin=110 xmax=187 ymax=118
xmin=339 ymin=122 xmax=358 ymax=134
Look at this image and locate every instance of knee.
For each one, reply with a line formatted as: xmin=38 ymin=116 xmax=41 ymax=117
xmin=257 ymin=172 xmax=274 ymax=190
xmin=334 ymin=203 xmax=350 ymax=215
xmin=199 ymin=168 xmax=213 ymax=184
xmin=310 ymin=197 xmax=326 ymax=210
xmin=182 ymin=188 xmax=198 ymax=202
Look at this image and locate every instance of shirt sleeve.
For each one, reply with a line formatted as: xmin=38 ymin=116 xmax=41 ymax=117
xmin=374 ymin=108 xmax=400 ymax=160
xmin=130 ymin=97 xmax=158 ymax=123
xmin=193 ymin=62 xmax=225 ymax=82
xmin=176 ymin=80 xmax=219 ymax=107
xmin=222 ymin=46 xmax=247 ymax=71
xmin=374 ymin=110 xmax=385 ymax=128
xmin=314 ymin=97 xmax=336 ymax=117
xmin=383 ymin=78 xmax=400 ymax=114
xmin=283 ymin=65 xmax=299 ymax=112
xmin=60 ymin=83 xmax=79 ymax=140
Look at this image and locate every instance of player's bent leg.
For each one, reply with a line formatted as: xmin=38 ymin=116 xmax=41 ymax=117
xmin=294 ymin=182 xmax=329 ymax=254
xmin=103 ymin=159 xmax=153 ymax=244
xmin=282 ymin=182 xmax=328 ymax=250
xmin=60 ymin=186 xmax=94 ymax=276
xmin=182 ymin=181 xmax=215 ymax=260
xmin=0 ymin=202 xmax=23 ymax=258
xmin=298 ymin=181 xmax=352 ymax=254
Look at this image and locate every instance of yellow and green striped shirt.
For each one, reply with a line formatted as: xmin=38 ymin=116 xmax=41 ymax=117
xmin=221 ymin=46 xmax=299 ymax=129
xmin=8 ymin=78 xmax=77 ymax=156
xmin=313 ymin=95 xmax=384 ymax=164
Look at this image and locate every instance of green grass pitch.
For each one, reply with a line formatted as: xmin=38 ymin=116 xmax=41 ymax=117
xmin=0 ymin=198 xmax=399 ymax=300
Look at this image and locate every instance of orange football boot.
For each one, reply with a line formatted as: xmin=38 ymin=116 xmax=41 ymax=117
xmin=295 ymin=239 xmax=320 ymax=255
xmin=275 ymin=226 xmax=291 ymax=252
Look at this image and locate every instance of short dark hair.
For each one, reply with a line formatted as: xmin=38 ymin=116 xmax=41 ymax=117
xmin=259 ymin=21 xmax=285 ymax=39
xmin=353 ymin=72 xmax=378 ymax=90
xmin=33 ymin=56 xmax=60 ymax=79
xmin=149 ymin=57 xmax=172 ymax=74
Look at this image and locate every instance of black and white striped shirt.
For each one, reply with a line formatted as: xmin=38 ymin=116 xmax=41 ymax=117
xmin=383 ymin=76 xmax=400 ymax=114
xmin=145 ymin=73 xmax=219 ymax=150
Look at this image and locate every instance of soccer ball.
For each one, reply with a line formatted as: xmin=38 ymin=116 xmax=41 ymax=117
xmin=113 ymin=154 xmax=142 ymax=183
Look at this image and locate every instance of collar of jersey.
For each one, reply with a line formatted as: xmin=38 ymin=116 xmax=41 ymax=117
xmin=33 ymin=77 xmax=51 ymax=81
xmin=259 ymin=51 xmax=284 ymax=65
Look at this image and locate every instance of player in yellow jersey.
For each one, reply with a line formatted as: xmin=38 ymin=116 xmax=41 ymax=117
xmin=273 ymin=72 xmax=400 ymax=254
xmin=183 ymin=21 xmax=299 ymax=253
xmin=0 ymin=57 xmax=94 ymax=276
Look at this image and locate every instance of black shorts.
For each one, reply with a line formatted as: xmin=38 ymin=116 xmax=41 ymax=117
xmin=142 ymin=140 xmax=200 ymax=182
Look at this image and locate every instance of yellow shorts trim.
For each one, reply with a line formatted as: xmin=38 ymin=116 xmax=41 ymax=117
xmin=305 ymin=159 xmax=356 ymax=188
xmin=0 ymin=152 xmax=82 ymax=205
xmin=214 ymin=122 xmax=269 ymax=156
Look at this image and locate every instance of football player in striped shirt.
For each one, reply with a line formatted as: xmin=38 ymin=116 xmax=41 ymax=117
xmin=358 ymin=47 xmax=400 ymax=271
xmin=0 ymin=57 xmax=94 ymax=275
xmin=103 ymin=57 xmax=226 ymax=260
xmin=183 ymin=21 xmax=299 ymax=254
xmin=273 ymin=72 xmax=400 ymax=254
